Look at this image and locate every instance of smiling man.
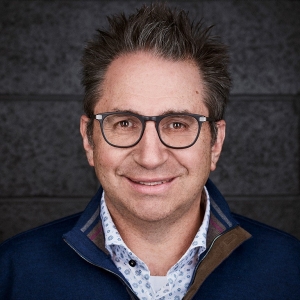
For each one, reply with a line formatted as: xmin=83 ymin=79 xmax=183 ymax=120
xmin=1 ymin=3 xmax=299 ymax=300
xmin=80 ymin=51 xmax=224 ymax=283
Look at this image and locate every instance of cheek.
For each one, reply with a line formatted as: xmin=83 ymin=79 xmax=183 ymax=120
xmin=176 ymin=145 xmax=211 ymax=175
xmin=92 ymin=137 xmax=113 ymax=177
xmin=183 ymin=140 xmax=212 ymax=176
xmin=92 ymin=139 xmax=127 ymax=181
xmin=191 ymin=151 xmax=211 ymax=174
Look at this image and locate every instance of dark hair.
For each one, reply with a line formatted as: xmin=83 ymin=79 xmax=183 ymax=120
xmin=81 ymin=3 xmax=231 ymax=144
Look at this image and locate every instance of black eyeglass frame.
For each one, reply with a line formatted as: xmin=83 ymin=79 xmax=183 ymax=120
xmin=94 ymin=112 xmax=215 ymax=149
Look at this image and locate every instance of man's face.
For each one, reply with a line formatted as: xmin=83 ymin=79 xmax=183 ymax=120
xmin=81 ymin=51 xmax=225 ymax=224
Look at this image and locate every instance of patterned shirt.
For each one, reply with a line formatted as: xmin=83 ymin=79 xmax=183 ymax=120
xmin=100 ymin=188 xmax=210 ymax=300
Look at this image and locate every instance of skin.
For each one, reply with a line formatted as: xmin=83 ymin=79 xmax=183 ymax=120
xmin=80 ymin=51 xmax=225 ymax=275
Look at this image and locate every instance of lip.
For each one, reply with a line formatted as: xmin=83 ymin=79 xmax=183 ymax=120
xmin=132 ymin=178 xmax=172 ymax=185
xmin=125 ymin=176 xmax=176 ymax=194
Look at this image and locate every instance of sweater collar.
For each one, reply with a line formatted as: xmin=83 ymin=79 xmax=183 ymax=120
xmin=64 ymin=179 xmax=240 ymax=266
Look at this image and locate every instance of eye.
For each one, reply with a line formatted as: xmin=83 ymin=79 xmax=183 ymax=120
xmin=169 ymin=122 xmax=186 ymax=129
xmin=118 ymin=120 xmax=132 ymax=128
xmin=160 ymin=115 xmax=197 ymax=134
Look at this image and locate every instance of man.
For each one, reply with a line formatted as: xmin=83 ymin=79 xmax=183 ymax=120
xmin=1 ymin=3 xmax=299 ymax=299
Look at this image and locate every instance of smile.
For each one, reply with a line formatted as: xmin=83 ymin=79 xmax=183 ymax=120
xmin=137 ymin=180 xmax=169 ymax=186
xmin=128 ymin=177 xmax=174 ymax=186
xmin=124 ymin=177 xmax=177 ymax=195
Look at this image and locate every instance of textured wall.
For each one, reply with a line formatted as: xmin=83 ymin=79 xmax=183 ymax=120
xmin=0 ymin=0 xmax=299 ymax=242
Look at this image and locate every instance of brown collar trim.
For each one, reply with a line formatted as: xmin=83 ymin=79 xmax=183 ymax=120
xmin=183 ymin=226 xmax=252 ymax=299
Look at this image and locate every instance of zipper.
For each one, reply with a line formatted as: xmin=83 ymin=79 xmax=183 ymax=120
xmin=187 ymin=225 xmax=239 ymax=300
xmin=63 ymin=239 xmax=139 ymax=300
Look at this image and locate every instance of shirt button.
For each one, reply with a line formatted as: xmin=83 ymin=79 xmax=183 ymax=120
xmin=129 ymin=259 xmax=136 ymax=267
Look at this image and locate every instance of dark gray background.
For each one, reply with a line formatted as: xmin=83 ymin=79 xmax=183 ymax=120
xmin=0 ymin=0 xmax=299 ymax=243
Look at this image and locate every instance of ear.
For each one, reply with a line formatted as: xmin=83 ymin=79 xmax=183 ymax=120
xmin=80 ymin=115 xmax=95 ymax=167
xmin=210 ymin=120 xmax=226 ymax=171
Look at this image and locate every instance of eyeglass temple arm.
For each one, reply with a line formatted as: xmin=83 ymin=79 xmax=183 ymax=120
xmin=199 ymin=116 xmax=216 ymax=122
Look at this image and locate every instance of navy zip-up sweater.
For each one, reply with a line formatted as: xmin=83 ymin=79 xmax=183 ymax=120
xmin=1 ymin=180 xmax=299 ymax=299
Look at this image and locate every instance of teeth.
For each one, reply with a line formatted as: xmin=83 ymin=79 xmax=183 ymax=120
xmin=138 ymin=181 xmax=166 ymax=186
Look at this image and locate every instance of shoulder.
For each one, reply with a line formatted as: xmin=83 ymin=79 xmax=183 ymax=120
xmin=0 ymin=213 xmax=82 ymax=298
xmin=233 ymin=213 xmax=300 ymax=250
xmin=231 ymin=213 xmax=300 ymax=274
xmin=0 ymin=211 xmax=132 ymax=300
xmin=0 ymin=212 xmax=81 ymax=258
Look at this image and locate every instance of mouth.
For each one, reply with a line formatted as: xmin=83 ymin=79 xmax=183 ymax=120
xmin=124 ymin=176 xmax=176 ymax=194
xmin=133 ymin=179 xmax=172 ymax=186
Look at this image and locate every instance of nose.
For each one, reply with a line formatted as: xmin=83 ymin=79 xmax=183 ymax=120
xmin=133 ymin=121 xmax=168 ymax=169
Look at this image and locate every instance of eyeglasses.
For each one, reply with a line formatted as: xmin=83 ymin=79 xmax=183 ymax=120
xmin=94 ymin=112 xmax=215 ymax=149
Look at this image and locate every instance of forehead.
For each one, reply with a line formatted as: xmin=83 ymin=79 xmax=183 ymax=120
xmin=96 ymin=51 xmax=207 ymax=115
